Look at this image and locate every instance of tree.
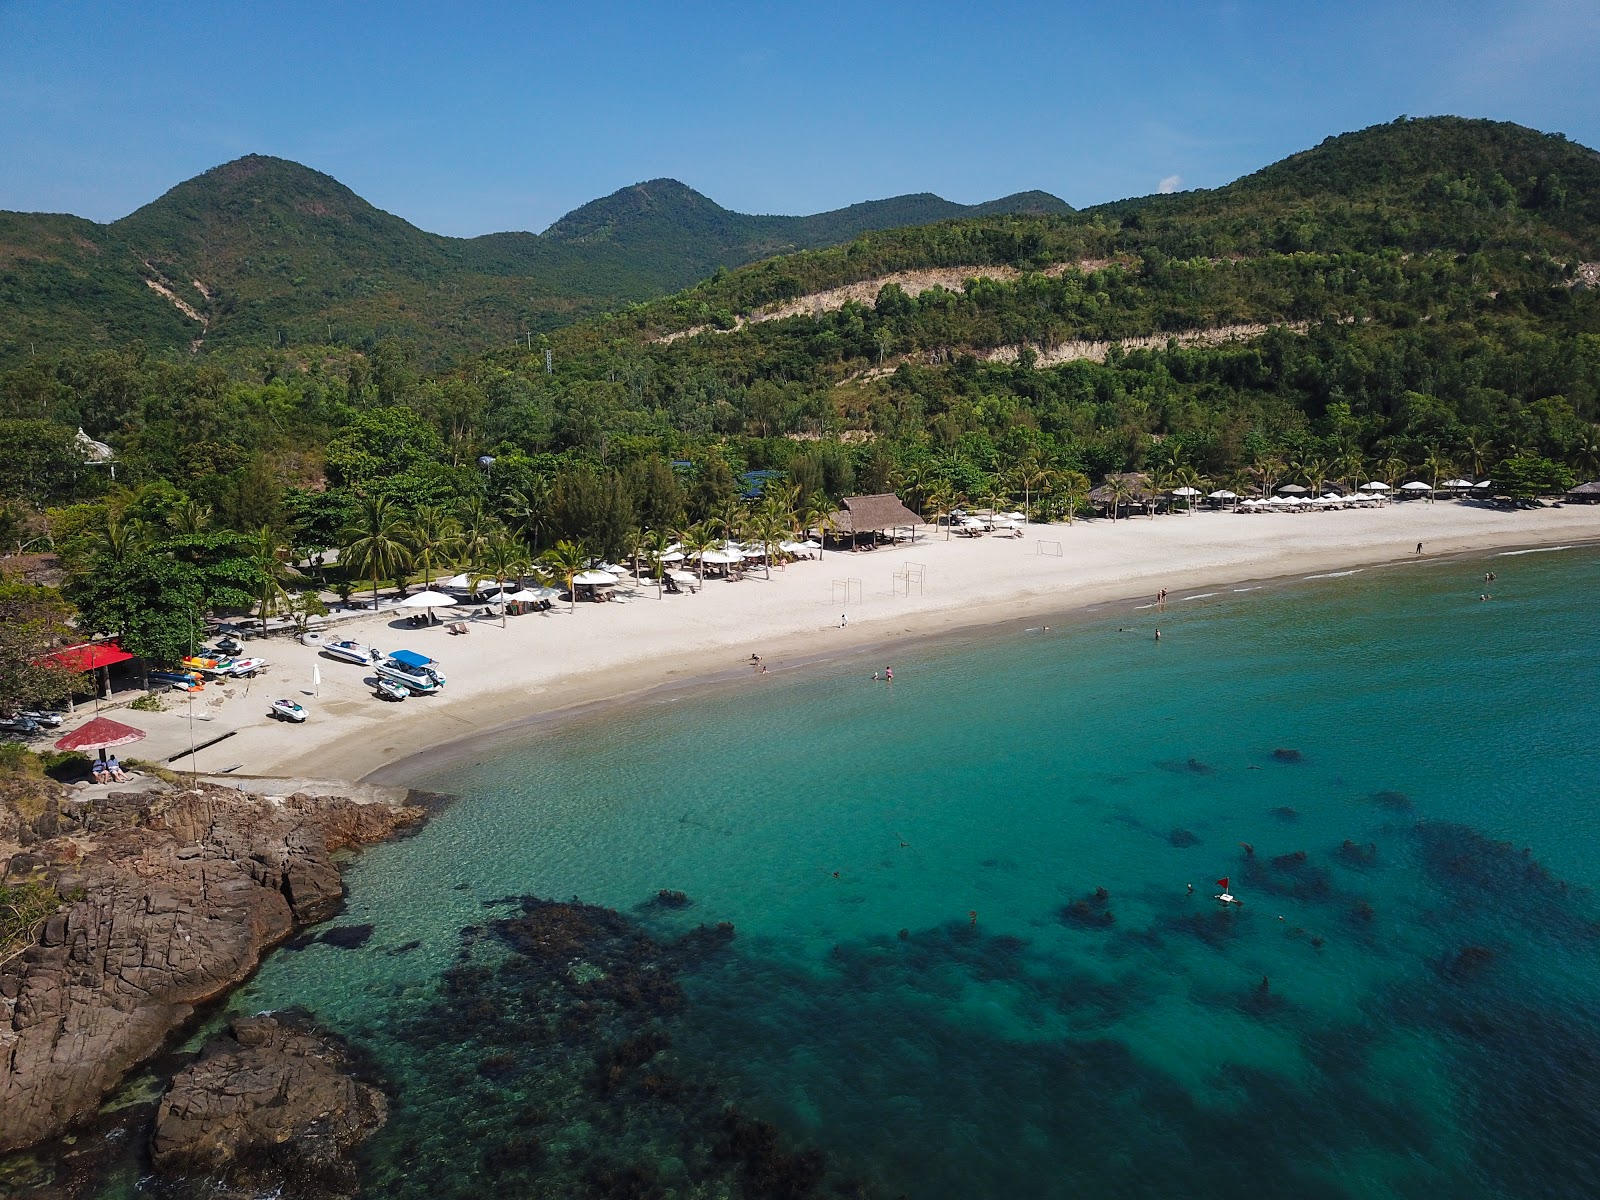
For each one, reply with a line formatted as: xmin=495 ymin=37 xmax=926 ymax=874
xmin=501 ymin=481 xmax=552 ymax=554
xmin=168 ymin=500 xmax=211 ymax=536
xmin=540 ymin=539 xmax=588 ymax=613
xmin=798 ymin=494 xmax=835 ymax=558
xmin=248 ymin=526 xmax=300 ymax=637
xmin=1105 ymin=475 xmax=1134 ymax=521
xmin=1421 ymin=447 xmax=1455 ymax=503
xmin=1058 ymin=471 xmax=1090 ymax=524
xmin=473 ymin=532 xmax=530 ymax=627
xmin=0 ymin=579 xmax=79 ymax=714
xmin=1494 ymin=455 xmax=1574 ymax=500
xmin=677 ymin=521 xmax=719 ymax=585
xmin=643 ymin=527 xmax=674 ymax=599
xmin=404 ymin=504 xmax=463 ymax=590
xmin=68 ymin=553 xmax=205 ymax=665
xmin=339 ymin=496 xmax=411 ymax=610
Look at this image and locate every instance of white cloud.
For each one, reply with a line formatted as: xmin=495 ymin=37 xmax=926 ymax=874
xmin=1158 ymin=174 xmax=1182 ymax=194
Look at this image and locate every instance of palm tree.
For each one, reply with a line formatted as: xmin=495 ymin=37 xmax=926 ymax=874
xmin=1058 ymin=470 xmax=1090 ymax=525
xmin=1462 ymin=434 xmax=1493 ymax=482
xmin=1380 ymin=456 xmax=1410 ymax=488
xmin=473 ymin=532 xmax=531 ymax=627
xmin=1421 ymin=447 xmax=1455 ymax=503
xmin=1574 ymin=427 xmax=1600 ymax=479
xmin=1145 ymin=468 xmax=1172 ymax=519
xmin=924 ymin=481 xmax=956 ymax=538
xmin=892 ymin=462 xmax=931 ymax=513
xmin=340 ymin=496 xmax=411 ymax=611
xmin=403 ymin=504 xmax=462 ymax=590
xmin=1336 ymin=449 xmax=1367 ymax=495
xmin=540 ymin=539 xmax=589 ymax=613
xmin=97 ymin=510 xmax=148 ymax=564
xmin=454 ymin=496 xmax=496 ymax=579
xmin=677 ymin=521 xmax=720 ymax=586
xmin=798 ymin=493 xmax=835 ymax=558
xmin=501 ymin=480 xmax=551 ymax=553
xmin=1020 ymin=459 xmax=1051 ymax=521
xmin=1172 ymin=465 xmax=1205 ymax=515
xmin=249 ymin=526 xmax=299 ymax=637
xmin=168 ymin=500 xmax=211 ymax=536
xmin=1105 ymin=476 xmax=1134 ymax=521
xmin=745 ymin=506 xmax=785 ymax=580
xmin=644 ymin=527 xmax=674 ymax=599
xmin=1247 ymin=454 xmax=1284 ymax=501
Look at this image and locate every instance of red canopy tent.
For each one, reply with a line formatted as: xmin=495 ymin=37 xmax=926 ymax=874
xmin=54 ymin=716 xmax=145 ymax=762
xmin=35 ymin=641 xmax=137 ymax=711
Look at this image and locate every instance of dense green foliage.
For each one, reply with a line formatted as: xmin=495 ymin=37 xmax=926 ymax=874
xmin=0 ymin=159 xmax=1067 ymax=367
xmin=0 ymin=117 xmax=1596 ymax=683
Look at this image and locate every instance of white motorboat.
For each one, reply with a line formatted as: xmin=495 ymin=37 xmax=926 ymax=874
xmin=376 ymin=658 xmax=440 ymax=694
xmin=324 ymin=639 xmax=380 ymax=666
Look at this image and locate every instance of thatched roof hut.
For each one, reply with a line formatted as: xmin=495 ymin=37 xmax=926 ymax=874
xmin=832 ymin=493 xmax=923 ymax=534
xmin=1088 ymin=472 xmax=1156 ymax=506
xmin=1567 ymin=481 xmax=1600 ymax=503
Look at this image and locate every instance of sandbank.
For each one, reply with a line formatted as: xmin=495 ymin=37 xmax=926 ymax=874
xmin=98 ymin=502 xmax=1600 ymax=785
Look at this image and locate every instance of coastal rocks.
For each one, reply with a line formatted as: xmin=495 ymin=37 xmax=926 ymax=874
xmin=1060 ymin=886 xmax=1115 ymax=929
xmin=150 ymin=1011 xmax=386 ymax=1199
xmin=1271 ymin=748 xmax=1304 ymax=763
xmin=1167 ymin=828 xmax=1202 ymax=848
xmin=0 ymin=781 xmax=424 ymax=1154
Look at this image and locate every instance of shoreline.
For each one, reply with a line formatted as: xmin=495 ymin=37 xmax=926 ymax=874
xmin=367 ymin=522 xmax=1600 ymax=787
xmin=103 ymin=503 xmax=1600 ymax=787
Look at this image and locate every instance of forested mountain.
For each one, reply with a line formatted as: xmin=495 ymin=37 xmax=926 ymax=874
xmin=0 ymin=158 xmax=1069 ymax=366
xmin=2 ymin=117 xmax=1597 ymax=671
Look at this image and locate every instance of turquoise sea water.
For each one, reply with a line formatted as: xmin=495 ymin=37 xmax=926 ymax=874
xmin=234 ymin=545 xmax=1600 ymax=1198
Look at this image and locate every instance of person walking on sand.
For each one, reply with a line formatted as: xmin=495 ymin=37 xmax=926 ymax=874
xmin=1416 ymin=542 xmax=1424 ymax=555
xmin=840 ymin=612 xmax=848 ymax=628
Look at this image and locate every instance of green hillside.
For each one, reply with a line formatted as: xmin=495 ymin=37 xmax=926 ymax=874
xmin=0 ymin=160 xmax=1071 ymax=366
xmin=1 ymin=117 xmax=1596 ymax=651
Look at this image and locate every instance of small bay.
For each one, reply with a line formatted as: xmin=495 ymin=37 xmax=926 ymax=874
xmin=237 ymin=545 xmax=1600 ymax=1198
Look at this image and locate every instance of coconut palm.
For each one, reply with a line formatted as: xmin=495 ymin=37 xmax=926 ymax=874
xmin=454 ymin=496 xmax=497 ymax=579
xmin=1145 ymin=468 xmax=1172 ymax=519
xmin=501 ymin=481 xmax=552 ymax=553
xmin=798 ymin=493 xmax=835 ymax=558
xmin=677 ymin=521 xmax=720 ymax=585
xmin=403 ymin=504 xmax=462 ymax=590
xmin=1057 ymin=470 xmax=1090 ymax=525
xmin=1421 ymin=447 xmax=1455 ymax=502
xmin=1172 ymin=465 xmax=1206 ymax=515
xmin=1247 ymin=454 xmax=1284 ymax=501
xmin=1380 ymin=456 xmax=1410 ymax=488
xmin=540 ymin=539 xmax=589 ymax=613
xmin=924 ymin=480 xmax=956 ymax=538
xmin=1336 ymin=449 xmax=1367 ymax=495
xmin=644 ymin=527 xmax=674 ymax=599
xmin=472 ymin=531 xmax=531 ymax=627
xmin=168 ymin=500 xmax=211 ymax=536
xmin=744 ymin=506 xmax=786 ymax=581
xmin=1019 ymin=459 xmax=1051 ymax=521
xmin=1105 ymin=475 xmax=1134 ymax=522
xmin=1462 ymin=434 xmax=1493 ymax=482
xmin=1574 ymin=427 xmax=1600 ymax=478
xmin=97 ymin=510 xmax=149 ymax=564
xmin=249 ymin=526 xmax=300 ymax=637
xmin=340 ymin=496 xmax=412 ymax=611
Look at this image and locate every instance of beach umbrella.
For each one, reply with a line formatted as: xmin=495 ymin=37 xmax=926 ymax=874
xmin=1207 ymin=490 xmax=1237 ymax=500
xmin=1001 ymin=511 xmax=1025 ymax=520
xmin=55 ymin=716 xmax=145 ymax=762
xmin=1442 ymin=478 xmax=1474 ymax=489
xmin=1359 ymin=481 xmax=1391 ymax=492
xmin=697 ymin=549 xmax=741 ymax=565
xmin=572 ymin=570 xmax=619 ymax=586
xmin=438 ymin=573 xmax=473 ymax=589
xmin=800 ymin=539 xmax=822 ymax=550
xmin=399 ymin=589 xmax=459 ymax=608
xmin=658 ymin=550 xmax=686 ymax=562
xmin=1172 ymin=486 xmax=1202 ymax=497
xmin=667 ymin=569 xmax=698 ymax=584
xmin=1401 ymin=481 xmax=1433 ymax=492
xmin=1275 ymin=483 xmax=1309 ymax=495
xmin=778 ymin=540 xmax=807 ymax=553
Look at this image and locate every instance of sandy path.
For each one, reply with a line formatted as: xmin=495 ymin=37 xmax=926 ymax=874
xmin=114 ymin=503 xmax=1600 ymax=784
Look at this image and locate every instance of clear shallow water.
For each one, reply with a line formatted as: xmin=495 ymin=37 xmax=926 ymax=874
xmin=236 ymin=546 xmax=1600 ymax=1198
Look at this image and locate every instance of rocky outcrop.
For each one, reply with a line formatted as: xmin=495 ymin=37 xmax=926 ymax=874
xmin=150 ymin=1011 xmax=386 ymax=1199
xmin=0 ymin=781 xmax=423 ymax=1154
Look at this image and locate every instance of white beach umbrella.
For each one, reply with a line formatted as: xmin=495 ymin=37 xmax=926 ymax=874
xmin=1208 ymin=490 xmax=1238 ymax=500
xmin=658 ymin=550 xmax=686 ymax=563
xmin=1473 ymin=480 xmax=1491 ymax=488
xmin=506 ymin=587 xmax=549 ymax=602
xmin=1001 ymin=510 xmax=1025 ymax=520
xmin=697 ymin=549 xmax=741 ymax=564
xmin=438 ymin=573 xmax=473 ymax=589
xmin=667 ymin=569 xmax=698 ymax=583
xmin=1400 ymin=481 xmax=1433 ymax=492
xmin=1442 ymin=478 xmax=1474 ymax=489
xmin=1172 ymin=486 xmax=1202 ymax=497
xmin=1359 ymin=481 xmax=1391 ymax=492
xmin=800 ymin=539 xmax=822 ymax=550
xmin=399 ymin=590 xmax=459 ymax=608
xmin=778 ymin=540 xmax=806 ymax=553
xmin=572 ymin=570 xmax=619 ymax=586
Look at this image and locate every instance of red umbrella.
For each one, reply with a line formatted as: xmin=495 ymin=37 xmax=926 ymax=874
xmin=55 ymin=716 xmax=146 ymax=759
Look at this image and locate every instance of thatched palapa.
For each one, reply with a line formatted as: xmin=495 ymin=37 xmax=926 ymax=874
xmin=831 ymin=493 xmax=923 ymax=534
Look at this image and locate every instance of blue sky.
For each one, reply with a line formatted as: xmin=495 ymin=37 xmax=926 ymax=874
xmin=2 ymin=0 xmax=1596 ymax=237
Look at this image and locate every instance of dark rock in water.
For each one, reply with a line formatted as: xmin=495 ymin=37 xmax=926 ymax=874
xmin=451 ymin=882 xmax=473 ymax=891
xmin=150 ymin=1011 xmax=387 ymax=1200
xmin=1442 ymin=945 xmax=1496 ymax=981
xmin=1338 ymin=840 xmax=1379 ymax=866
xmin=1061 ymin=888 xmax=1115 ymax=929
xmin=387 ymin=939 xmax=422 ymax=955
xmin=898 ymin=928 xmax=910 ymax=940
xmin=1271 ymin=806 xmax=1300 ymax=822
xmin=1270 ymin=850 xmax=1309 ymax=870
xmin=317 ymin=924 xmax=375 ymax=950
xmin=648 ymin=888 xmax=692 ymax=909
xmin=1369 ymin=789 xmax=1412 ymax=811
xmin=1159 ymin=757 xmax=1217 ymax=775
xmin=715 ymin=1108 xmax=827 ymax=1199
xmin=1272 ymin=748 xmax=1304 ymax=763
xmin=1167 ymin=828 xmax=1202 ymax=848
xmin=1350 ymin=900 xmax=1376 ymax=924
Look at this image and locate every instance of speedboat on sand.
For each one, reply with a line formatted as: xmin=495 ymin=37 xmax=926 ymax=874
xmin=377 ymin=655 xmax=440 ymax=695
xmin=269 ymin=699 xmax=308 ymax=722
xmin=388 ymin=649 xmax=446 ymax=688
xmin=324 ymin=639 xmax=381 ymax=666
xmin=373 ymin=678 xmax=410 ymax=702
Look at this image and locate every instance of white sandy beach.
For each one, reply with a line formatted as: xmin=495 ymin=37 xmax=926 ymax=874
xmin=88 ymin=502 xmax=1600 ymax=784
